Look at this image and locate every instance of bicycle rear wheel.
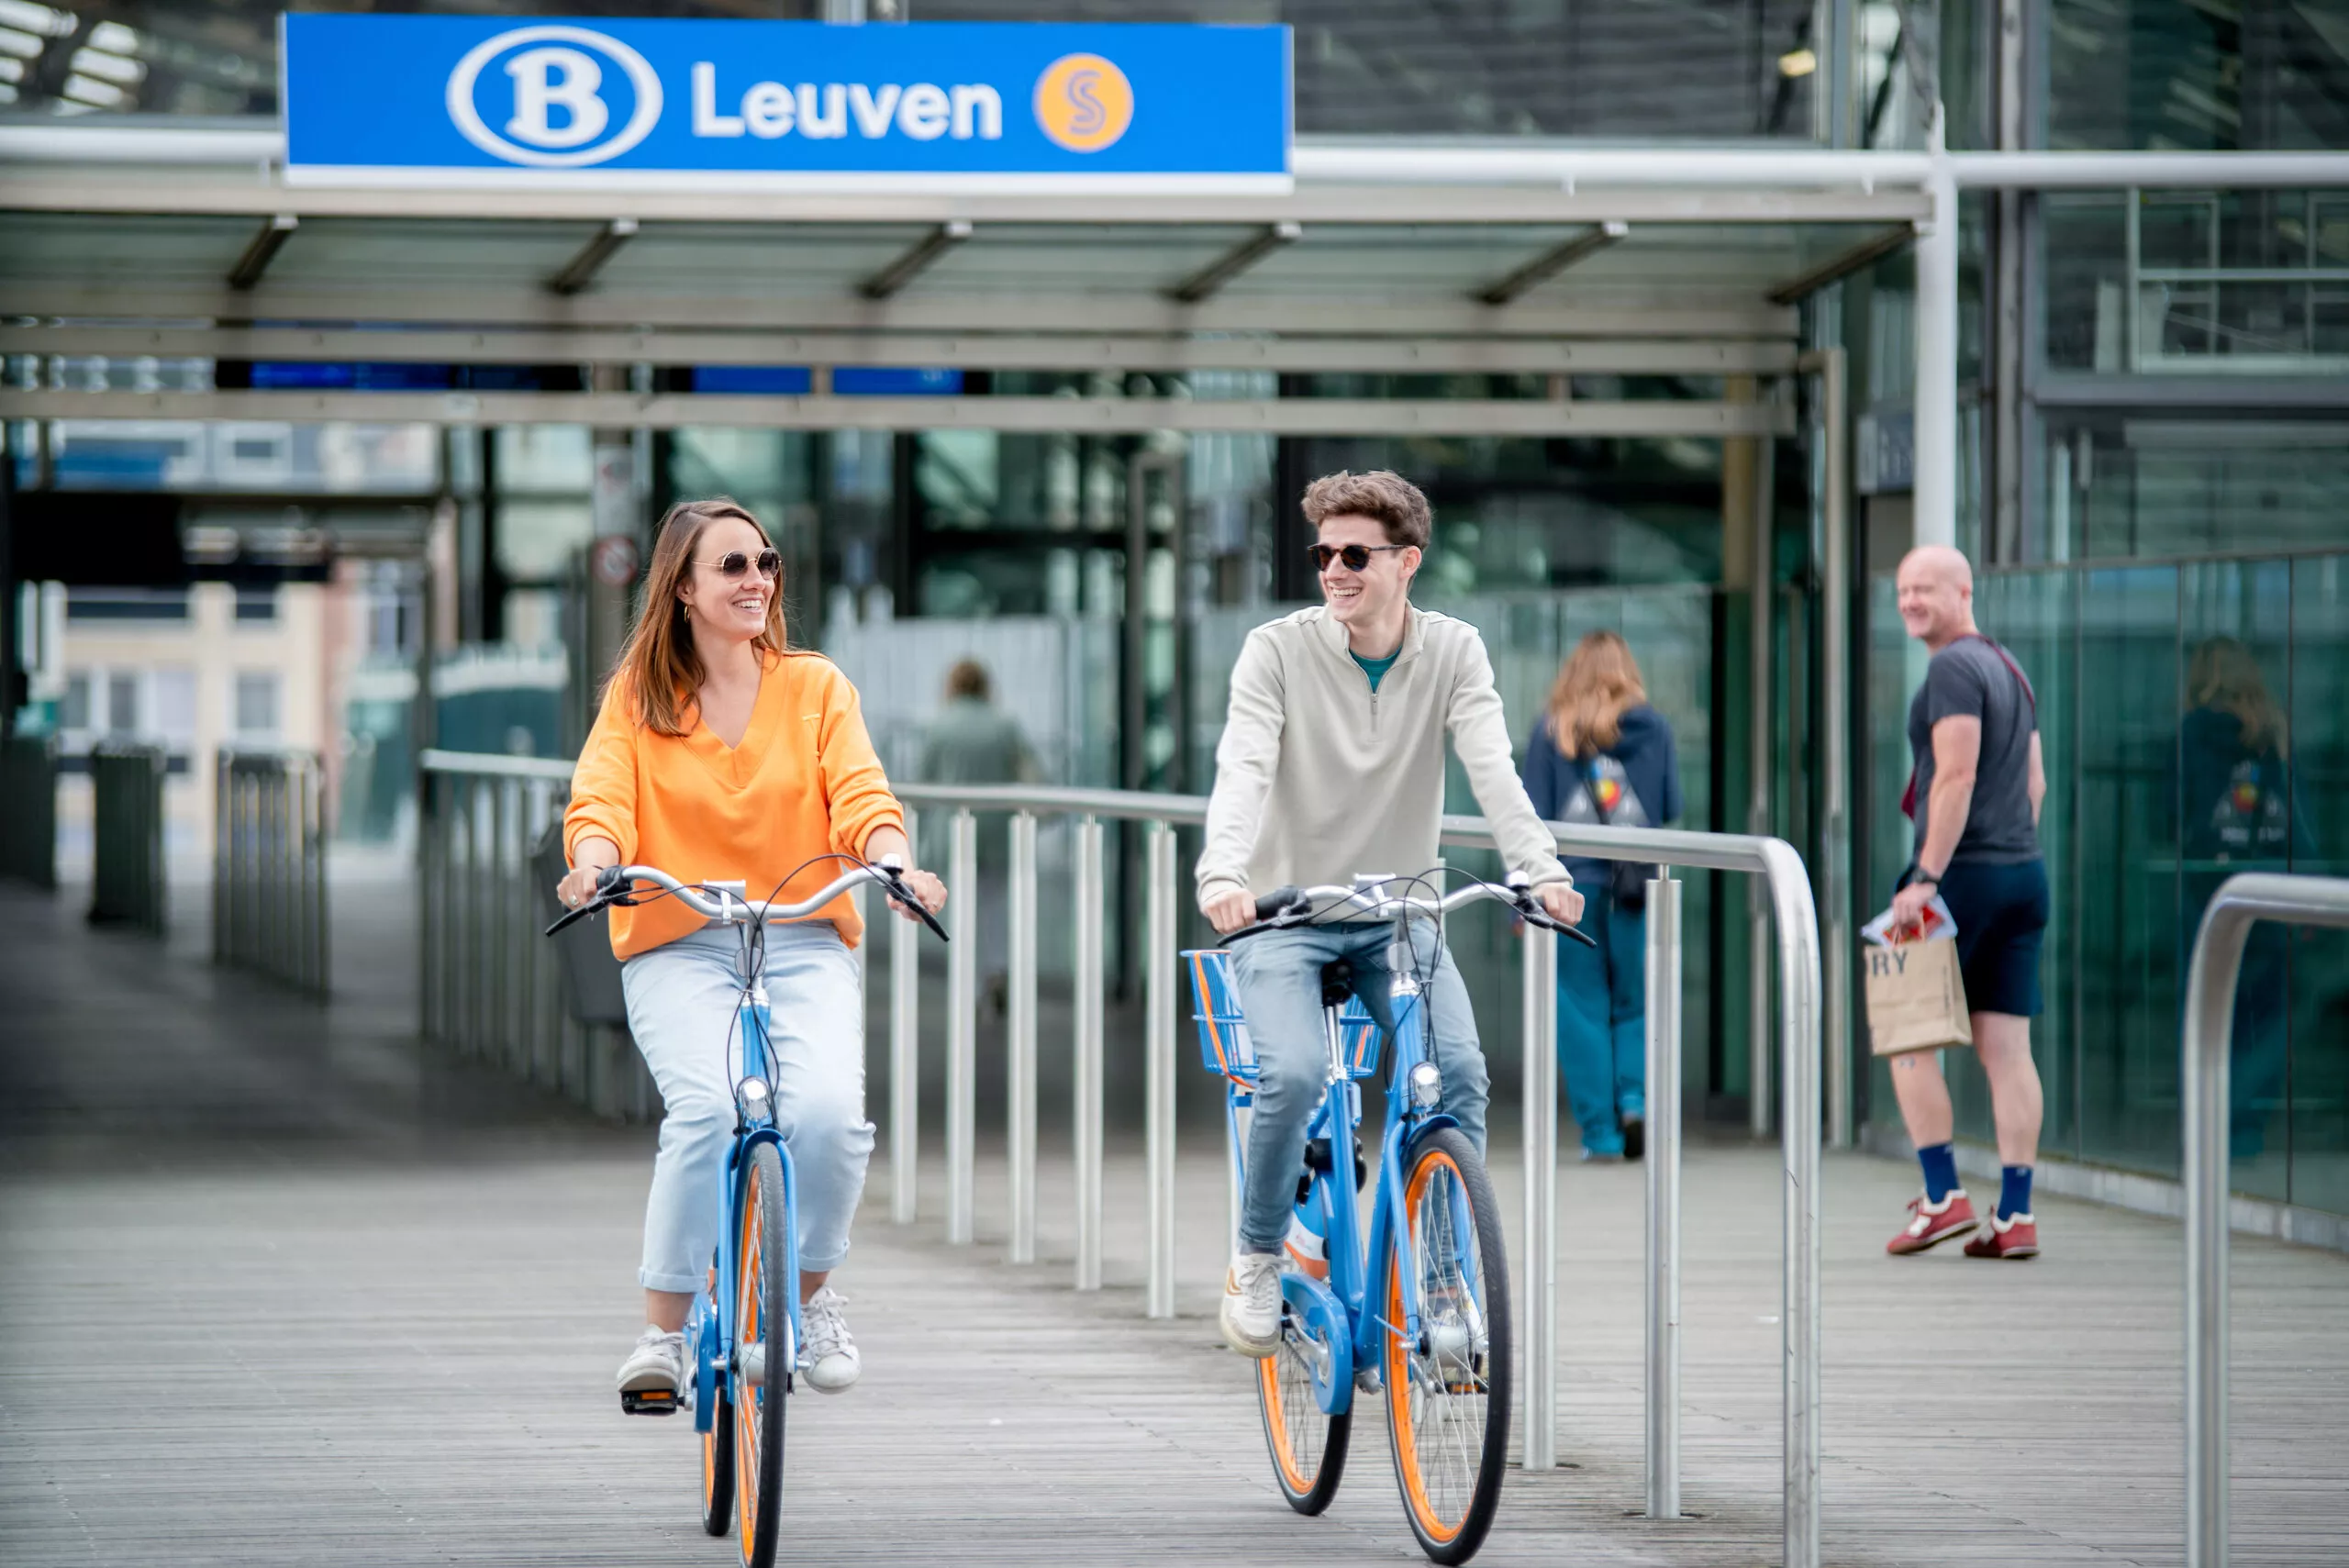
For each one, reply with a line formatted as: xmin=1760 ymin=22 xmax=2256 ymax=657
xmin=732 ymin=1141 xmax=790 ymax=1568
xmin=1383 ymin=1126 xmax=1511 ymax=1565
xmin=1256 ymin=1294 xmax=1351 ymax=1514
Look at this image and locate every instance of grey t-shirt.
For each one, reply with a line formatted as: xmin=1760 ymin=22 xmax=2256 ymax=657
xmin=1908 ymin=637 xmax=2040 ymax=865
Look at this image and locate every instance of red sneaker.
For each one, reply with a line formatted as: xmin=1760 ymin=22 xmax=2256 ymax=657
xmin=1887 ymin=1190 xmax=1978 ymax=1254
xmin=1963 ymin=1211 xmax=2039 ymax=1259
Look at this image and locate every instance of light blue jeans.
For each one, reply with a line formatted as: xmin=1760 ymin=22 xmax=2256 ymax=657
xmin=620 ymin=922 xmax=874 ymax=1295
xmin=1228 ymin=920 xmax=1487 ymax=1255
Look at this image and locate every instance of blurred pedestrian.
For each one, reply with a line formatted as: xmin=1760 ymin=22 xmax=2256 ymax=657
xmin=1520 ymin=630 xmax=1681 ymax=1162
xmin=918 ymin=659 xmax=1039 ymax=1007
xmin=1884 ymin=545 xmax=2048 ymax=1260
xmin=2176 ymin=637 xmax=2305 ymax=1162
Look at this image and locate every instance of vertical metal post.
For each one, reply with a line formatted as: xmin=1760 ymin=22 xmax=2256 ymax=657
xmin=1144 ymin=820 xmax=1176 ymax=1319
xmin=1007 ymin=811 xmax=1039 ymax=1263
xmin=1520 ymin=917 xmax=1558 ymax=1472
xmin=890 ymin=807 xmax=920 ymax=1225
xmin=946 ymin=808 xmax=977 ymax=1244
xmin=1074 ymin=816 xmax=1105 ymax=1290
xmin=1813 ymin=346 xmax=1855 ymax=1148
xmin=1750 ymin=407 xmax=1777 ymax=1140
xmin=1767 ymin=844 xmax=1825 ymax=1568
xmin=1914 ymin=106 xmax=1961 ymax=548
xmin=2183 ymin=905 xmax=2248 ymax=1568
xmin=1644 ymin=873 xmax=1684 ymax=1519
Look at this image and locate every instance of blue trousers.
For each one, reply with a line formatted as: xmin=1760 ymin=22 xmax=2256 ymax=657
xmin=1228 ymin=920 xmax=1487 ymax=1254
xmin=1557 ymin=888 xmax=1645 ymax=1155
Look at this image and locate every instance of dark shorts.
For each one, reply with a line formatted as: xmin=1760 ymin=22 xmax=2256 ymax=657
xmin=1937 ymin=859 xmax=2050 ymax=1018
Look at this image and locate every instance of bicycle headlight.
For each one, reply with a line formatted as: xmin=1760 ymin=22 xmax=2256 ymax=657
xmin=737 ymin=1076 xmax=771 ymax=1114
xmin=1408 ymin=1062 xmax=1442 ymax=1110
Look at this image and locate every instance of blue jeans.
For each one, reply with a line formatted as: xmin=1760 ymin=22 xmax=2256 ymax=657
xmin=1228 ymin=920 xmax=1487 ymax=1255
xmin=620 ymin=922 xmax=874 ymax=1294
xmin=1557 ymin=889 xmax=1645 ymax=1155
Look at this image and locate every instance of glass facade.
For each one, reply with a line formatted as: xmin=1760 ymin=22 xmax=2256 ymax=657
xmin=1867 ymin=553 xmax=2349 ymax=1209
xmin=6 ymin=0 xmax=1818 ymax=139
xmin=2046 ymin=0 xmax=2349 ymax=152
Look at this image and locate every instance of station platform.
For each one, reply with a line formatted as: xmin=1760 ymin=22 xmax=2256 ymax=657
xmin=3 ymin=877 xmax=2345 ymax=1567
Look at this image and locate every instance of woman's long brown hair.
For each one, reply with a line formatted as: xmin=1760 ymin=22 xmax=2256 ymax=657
xmin=1546 ymin=629 xmax=1647 ymax=759
xmin=611 ymin=498 xmax=786 ymax=737
xmin=2187 ymin=635 xmax=2287 ymax=756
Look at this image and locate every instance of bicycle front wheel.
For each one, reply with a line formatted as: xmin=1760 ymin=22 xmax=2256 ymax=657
xmin=1383 ymin=1126 xmax=1512 ymax=1565
xmin=1256 ymin=1296 xmax=1351 ymax=1514
xmin=732 ymin=1141 xmax=790 ymax=1568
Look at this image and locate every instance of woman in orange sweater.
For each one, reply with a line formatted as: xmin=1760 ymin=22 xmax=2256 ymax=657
xmin=556 ymin=497 xmax=946 ymax=1405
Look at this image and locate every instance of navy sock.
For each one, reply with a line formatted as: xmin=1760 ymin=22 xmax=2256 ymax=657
xmin=1999 ymin=1165 xmax=2033 ymax=1220
xmin=1917 ymin=1142 xmax=1958 ymax=1204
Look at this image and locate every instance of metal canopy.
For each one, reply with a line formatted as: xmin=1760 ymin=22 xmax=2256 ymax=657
xmin=0 ymin=122 xmax=1919 ymax=435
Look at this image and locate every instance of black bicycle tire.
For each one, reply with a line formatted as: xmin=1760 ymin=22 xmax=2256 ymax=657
xmin=700 ymin=1375 xmax=735 ymax=1536
xmin=735 ymin=1141 xmax=789 ymax=1568
xmin=1384 ymin=1125 xmax=1512 ymax=1565
xmin=1255 ymin=1332 xmax=1353 ymax=1514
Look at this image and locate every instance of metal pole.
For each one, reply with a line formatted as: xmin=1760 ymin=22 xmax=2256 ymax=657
xmin=1811 ymin=346 xmax=1854 ymax=1148
xmin=1765 ymin=840 xmax=1825 ymax=1568
xmin=1644 ymin=873 xmax=1685 ymax=1518
xmin=1144 ymin=820 xmax=1176 ymax=1319
xmin=946 ymin=808 xmax=977 ymax=1245
xmin=1008 ymin=810 xmax=1039 ymax=1264
xmin=890 ymin=807 xmax=920 ymax=1225
xmin=1074 ymin=816 xmax=1105 ymax=1290
xmin=2183 ymin=897 xmax=2247 ymax=1568
xmin=1520 ymin=916 xmax=1558 ymax=1472
xmin=1750 ymin=405 xmax=1777 ymax=1140
xmin=1914 ymin=109 xmax=1961 ymax=549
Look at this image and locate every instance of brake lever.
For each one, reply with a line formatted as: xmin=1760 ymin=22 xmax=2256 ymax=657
xmin=544 ymin=899 xmax=605 ymax=938
xmin=878 ymin=867 xmax=950 ymax=941
xmin=1518 ymin=897 xmax=1600 ymax=947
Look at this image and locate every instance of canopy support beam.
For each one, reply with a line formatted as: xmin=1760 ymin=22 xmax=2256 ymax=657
xmin=1475 ymin=221 xmax=1629 ymax=306
xmin=861 ymin=221 xmax=974 ymax=301
xmin=1167 ymin=222 xmax=1300 ymax=304
xmin=1765 ymin=223 xmax=1918 ymax=306
xmin=548 ymin=219 xmax=639 ymax=297
xmin=225 ymin=214 xmax=298 ymax=292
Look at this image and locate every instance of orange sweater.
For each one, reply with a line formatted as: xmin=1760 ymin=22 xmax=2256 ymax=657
xmin=564 ymin=650 xmax=904 ymax=960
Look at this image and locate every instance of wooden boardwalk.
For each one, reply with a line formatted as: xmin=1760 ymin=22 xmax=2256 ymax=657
xmin=3 ymin=879 xmax=2346 ymax=1567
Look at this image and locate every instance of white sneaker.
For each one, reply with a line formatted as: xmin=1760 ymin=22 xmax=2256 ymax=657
xmin=1220 ymin=1251 xmax=1283 ymax=1358
xmin=799 ymin=1285 xmax=861 ymax=1394
xmin=616 ymin=1326 xmax=685 ymax=1395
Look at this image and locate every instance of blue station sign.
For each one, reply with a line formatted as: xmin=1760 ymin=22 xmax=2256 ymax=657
xmin=280 ymin=16 xmax=1292 ymax=190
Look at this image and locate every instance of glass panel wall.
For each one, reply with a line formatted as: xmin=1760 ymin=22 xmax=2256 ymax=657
xmin=2047 ymin=0 xmax=2349 ymax=152
xmin=1865 ymin=550 xmax=2349 ymax=1214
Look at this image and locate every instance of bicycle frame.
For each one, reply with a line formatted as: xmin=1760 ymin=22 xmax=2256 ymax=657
xmin=1222 ymin=913 xmax=1464 ymax=1417
xmin=690 ymin=969 xmax=803 ymax=1429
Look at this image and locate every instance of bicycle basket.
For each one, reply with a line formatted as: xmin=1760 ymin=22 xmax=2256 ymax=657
xmin=1185 ymin=950 xmax=1383 ymax=1085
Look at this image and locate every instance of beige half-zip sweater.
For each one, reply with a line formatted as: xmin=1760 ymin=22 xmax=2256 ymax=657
xmin=1197 ymin=605 xmax=1571 ymax=904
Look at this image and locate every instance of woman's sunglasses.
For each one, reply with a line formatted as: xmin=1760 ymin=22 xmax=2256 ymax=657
xmin=1308 ymin=542 xmax=1408 ymax=573
xmin=695 ymin=548 xmax=783 ymax=580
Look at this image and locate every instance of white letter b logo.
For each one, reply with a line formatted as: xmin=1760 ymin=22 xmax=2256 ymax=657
xmin=505 ymin=47 xmax=609 ymax=149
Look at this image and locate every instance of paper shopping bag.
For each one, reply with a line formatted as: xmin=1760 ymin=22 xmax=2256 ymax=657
xmin=1863 ymin=938 xmax=1973 ymax=1056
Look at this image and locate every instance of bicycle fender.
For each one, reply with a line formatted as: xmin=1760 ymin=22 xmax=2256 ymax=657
xmin=1279 ymin=1272 xmax=1354 ymax=1416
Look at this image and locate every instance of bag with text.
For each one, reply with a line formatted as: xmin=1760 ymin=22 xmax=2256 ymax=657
xmin=1863 ymin=938 xmax=1973 ymax=1056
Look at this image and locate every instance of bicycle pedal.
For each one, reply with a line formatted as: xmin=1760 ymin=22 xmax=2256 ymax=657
xmin=620 ymin=1389 xmax=681 ymax=1416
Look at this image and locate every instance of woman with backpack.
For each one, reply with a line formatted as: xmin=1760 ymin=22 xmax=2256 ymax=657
xmin=1520 ymin=630 xmax=1683 ymax=1162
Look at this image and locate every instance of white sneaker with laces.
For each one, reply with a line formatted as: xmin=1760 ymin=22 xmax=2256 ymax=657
xmin=799 ymin=1285 xmax=861 ymax=1394
xmin=616 ymin=1326 xmax=685 ymax=1395
xmin=1220 ymin=1251 xmax=1283 ymax=1358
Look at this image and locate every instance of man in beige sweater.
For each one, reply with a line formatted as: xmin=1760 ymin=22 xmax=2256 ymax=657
xmin=1197 ymin=469 xmax=1583 ymax=1356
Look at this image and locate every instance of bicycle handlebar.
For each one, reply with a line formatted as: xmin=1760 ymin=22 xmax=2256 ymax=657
xmin=544 ymin=857 xmax=949 ymax=942
xmin=1225 ymin=874 xmax=1598 ymax=946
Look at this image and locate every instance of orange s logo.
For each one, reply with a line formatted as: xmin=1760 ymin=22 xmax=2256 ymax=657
xmin=1033 ymin=53 xmax=1133 ymax=153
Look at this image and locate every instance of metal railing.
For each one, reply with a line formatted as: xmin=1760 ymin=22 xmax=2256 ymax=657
xmin=1 ymin=734 xmax=59 ymax=889
xmin=213 ymin=749 xmax=328 ymax=995
xmin=89 ymin=742 xmax=167 ymax=932
xmin=407 ymin=759 xmax=1824 ymax=1566
xmin=418 ymin=749 xmax=657 ymax=1122
xmin=2182 ymin=872 xmax=2349 ymax=1568
xmin=890 ymin=782 xmax=1825 ymax=1568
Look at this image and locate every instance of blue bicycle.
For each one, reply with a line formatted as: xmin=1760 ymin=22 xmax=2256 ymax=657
xmin=1187 ymin=872 xmax=1588 ymax=1564
xmin=548 ymin=856 xmax=945 ymax=1568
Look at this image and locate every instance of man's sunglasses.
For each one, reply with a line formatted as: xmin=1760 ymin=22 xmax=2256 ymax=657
xmin=1308 ymin=542 xmax=1409 ymax=573
xmin=695 ymin=549 xmax=783 ymax=580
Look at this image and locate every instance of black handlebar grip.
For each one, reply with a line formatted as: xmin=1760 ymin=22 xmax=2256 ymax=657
xmin=1252 ymin=885 xmax=1306 ymax=919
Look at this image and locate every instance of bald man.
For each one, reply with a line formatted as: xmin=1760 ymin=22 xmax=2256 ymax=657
xmin=1884 ymin=545 xmax=2049 ymax=1261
